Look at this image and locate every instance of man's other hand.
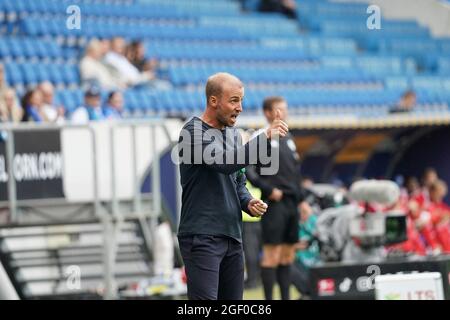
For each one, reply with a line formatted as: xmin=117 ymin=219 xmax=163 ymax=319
xmin=248 ymin=199 xmax=268 ymax=217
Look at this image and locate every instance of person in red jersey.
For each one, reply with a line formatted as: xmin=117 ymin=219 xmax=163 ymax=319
xmin=428 ymin=180 xmax=450 ymax=253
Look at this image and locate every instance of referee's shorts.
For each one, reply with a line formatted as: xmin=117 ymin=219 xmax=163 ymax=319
xmin=261 ymin=195 xmax=299 ymax=245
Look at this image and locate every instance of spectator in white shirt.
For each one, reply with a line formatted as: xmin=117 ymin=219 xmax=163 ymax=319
xmin=104 ymin=37 xmax=154 ymax=88
xmin=80 ymin=39 xmax=125 ymax=90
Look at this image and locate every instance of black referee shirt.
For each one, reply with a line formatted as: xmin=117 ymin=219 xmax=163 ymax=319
xmin=246 ymin=132 xmax=302 ymax=202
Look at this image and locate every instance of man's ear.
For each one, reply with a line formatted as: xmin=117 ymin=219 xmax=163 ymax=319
xmin=209 ymin=95 xmax=217 ymax=108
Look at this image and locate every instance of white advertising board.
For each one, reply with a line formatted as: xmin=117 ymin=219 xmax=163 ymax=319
xmin=375 ymin=272 xmax=444 ymax=300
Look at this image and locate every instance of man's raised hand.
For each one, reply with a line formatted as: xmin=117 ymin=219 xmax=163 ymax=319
xmin=265 ymin=109 xmax=288 ymax=139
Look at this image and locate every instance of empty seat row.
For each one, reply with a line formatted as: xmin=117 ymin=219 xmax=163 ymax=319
xmin=167 ymin=66 xmax=381 ymax=86
xmin=5 ymin=63 xmax=79 ymax=86
xmin=0 ymin=38 xmax=62 ymax=59
xmin=320 ymin=56 xmax=417 ymax=75
xmin=163 ymin=55 xmax=417 ymax=76
xmin=147 ymin=45 xmax=313 ymax=61
xmin=137 ymin=0 xmax=241 ymax=14
xmin=260 ymin=36 xmax=357 ymax=55
xmin=375 ymin=39 xmax=449 ymax=70
xmin=198 ymin=16 xmax=299 ymax=36
xmin=296 ymin=2 xmax=369 ymax=16
xmin=306 ymin=17 xmax=429 ymax=36
xmin=147 ymin=36 xmax=357 ymax=55
xmin=21 ymin=19 xmax=255 ymax=41
xmin=151 ymin=49 xmax=419 ymax=66
xmin=384 ymin=76 xmax=450 ymax=93
xmin=150 ymin=88 xmax=448 ymax=113
xmin=378 ymin=38 xmax=441 ymax=54
xmin=1 ymin=0 xmax=241 ymax=19
xmin=319 ymin=20 xmax=430 ymax=38
xmin=243 ymin=88 xmax=448 ymax=110
xmin=437 ymin=57 xmax=450 ymax=74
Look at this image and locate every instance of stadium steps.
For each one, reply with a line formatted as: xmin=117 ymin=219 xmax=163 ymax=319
xmin=4 ymin=242 xmax=144 ymax=254
xmin=16 ymin=272 xmax=152 ymax=285
xmin=10 ymin=253 xmax=146 ymax=269
xmin=0 ymin=220 xmax=154 ymax=299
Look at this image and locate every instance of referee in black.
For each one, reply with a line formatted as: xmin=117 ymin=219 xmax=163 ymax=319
xmin=176 ymin=73 xmax=289 ymax=300
xmin=246 ymin=96 xmax=302 ymax=300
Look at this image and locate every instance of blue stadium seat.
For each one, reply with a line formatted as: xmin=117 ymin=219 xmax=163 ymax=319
xmin=61 ymin=65 xmax=80 ymax=86
xmin=123 ymin=91 xmax=141 ymax=114
xmin=20 ymin=63 xmax=39 ymax=86
xmin=34 ymin=64 xmax=52 ymax=82
xmin=0 ymin=40 xmax=10 ymax=58
xmin=384 ymin=76 xmax=410 ymax=90
xmin=47 ymin=64 xmax=64 ymax=85
xmin=72 ymin=89 xmax=84 ymax=107
xmin=56 ymin=90 xmax=77 ymax=113
xmin=411 ymin=76 xmax=444 ymax=91
xmin=5 ymin=63 xmax=23 ymax=86
xmin=198 ymin=16 xmax=299 ymax=37
xmin=438 ymin=57 xmax=450 ymax=75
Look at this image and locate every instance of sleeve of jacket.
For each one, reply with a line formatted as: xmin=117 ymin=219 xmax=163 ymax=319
xmin=236 ymin=170 xmax=253 ymax=214
xmin=181 ymin=120 xmax=271 ymax=175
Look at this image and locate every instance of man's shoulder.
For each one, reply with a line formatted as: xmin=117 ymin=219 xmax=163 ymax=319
xmin=251 ymin=128 xmax=266 ymax=139
xmin=182 ymin=116 xmax=195 ymax=126
xmin=178 ymin=117 xmax=203 ymax=143
xmin=181 ymin=116 xmax=203 ymax=131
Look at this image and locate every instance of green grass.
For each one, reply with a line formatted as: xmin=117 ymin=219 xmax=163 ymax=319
xmin=243 ymin=285 xmax=301 ymax=300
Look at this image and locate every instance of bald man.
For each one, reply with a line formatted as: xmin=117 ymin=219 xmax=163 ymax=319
xmin=177 ymin=73 xmax=288 ymax=300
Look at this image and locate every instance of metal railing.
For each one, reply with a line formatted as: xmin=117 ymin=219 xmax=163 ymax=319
xmin=0 ymin=120 xmax=178 ymax=299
